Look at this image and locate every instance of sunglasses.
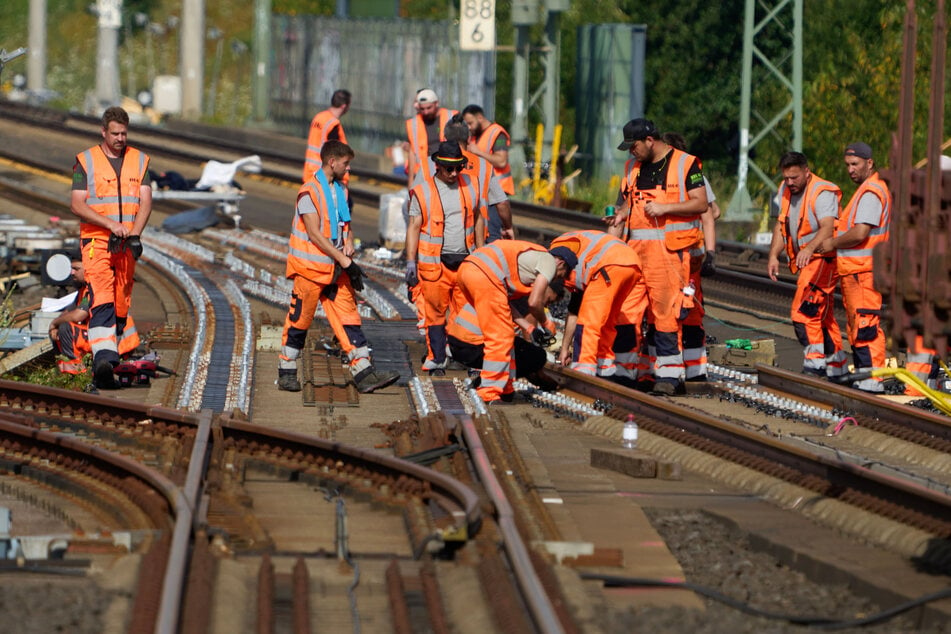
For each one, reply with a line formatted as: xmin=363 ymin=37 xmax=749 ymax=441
xmin=437 ymin=163 xmax=464 ymax=174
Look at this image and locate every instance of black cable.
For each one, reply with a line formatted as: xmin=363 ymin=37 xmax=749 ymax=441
xmin=580 ymin=572 xmax=951 ymax=630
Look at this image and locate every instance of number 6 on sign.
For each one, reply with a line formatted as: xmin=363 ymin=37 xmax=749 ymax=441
xmin=460 ymin=0 xmax=496 ymax=51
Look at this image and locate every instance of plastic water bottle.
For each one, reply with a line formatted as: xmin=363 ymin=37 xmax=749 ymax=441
xmin=621 ymin=414 xmax=638 ymax=449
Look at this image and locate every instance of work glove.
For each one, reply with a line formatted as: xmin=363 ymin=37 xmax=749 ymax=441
xmin=127 ymin=235 xmax=143 ymax=260
xmin=700 ymin=251 xmax=717 ymax=278
xmin=405 ymin=261 xmax=419 ymax=288
xmin=531 ymin=325 xmax=555 ymax=348
xmin=344 ymin=261 xmax=364 ymax=292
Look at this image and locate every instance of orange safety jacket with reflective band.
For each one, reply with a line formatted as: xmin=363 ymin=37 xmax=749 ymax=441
xmin=464 ymin=240 xmax=546 ymax=299
xmin=76 ymin=146 xmax=149 ymax=241
xmin=777 ymin=175 xmax=842 ymax=274
xmin=549 ymin=231 xmax=638 ymax=292
xmin=622 ymin=148 xmax=702 ymax=251
xmin=302 ymin=110 xmax=347 ymax=183
xmin=836 ymin=172 xmax=891 ymax=276
xmin=473 ymin=122 xmax=514 ymax=195
xmin=285 ymin=179 xmax=347 ymax=283
xmin=405 ymin=108 xmax=457 ymax=177
xmin=462 ymin=149 xmax=492 ymax=219
xmin=410 ymin=175 xmax=480 ymax=281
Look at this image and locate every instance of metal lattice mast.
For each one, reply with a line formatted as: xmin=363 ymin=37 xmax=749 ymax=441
xmin=728 ymin=0 xmax=803 ymax=221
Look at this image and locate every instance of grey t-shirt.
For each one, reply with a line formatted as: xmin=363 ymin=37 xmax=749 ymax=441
xmin=854 ymin=191 xmax=884 ymax=226
xmin=408 ymin=178 xmax=468 ymax=254
xmin=516 ymin=250 xmax=556 ymax=287
xmin=782 ymin=189 xmax=837 ymax=250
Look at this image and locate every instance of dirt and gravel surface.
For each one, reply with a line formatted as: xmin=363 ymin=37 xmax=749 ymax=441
xmin=603 ymin=508 xmax=950 ymax=633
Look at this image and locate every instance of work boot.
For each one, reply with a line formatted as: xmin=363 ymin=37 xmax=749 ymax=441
xmin=353 ymin=367 xmax=400 ymax=393
xmin=278 ymin=370 xmax=302 ymax=392
xmin=650 ymin=381 xmax=677 ymax=396
xmin=93 ymin=360 xmax=120 ymax=390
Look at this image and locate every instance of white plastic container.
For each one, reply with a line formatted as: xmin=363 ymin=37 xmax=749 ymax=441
xmin=378 ymin=191 xmax=409 ymax=249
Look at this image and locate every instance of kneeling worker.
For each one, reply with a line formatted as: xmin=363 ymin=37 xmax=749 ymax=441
xmin=455 ymin=240 xmax=573 ymax=403
xmin=49 ymin=256 xmax=140 ymax=375
xmin=279 ymin=140 xmax=399 ymax=394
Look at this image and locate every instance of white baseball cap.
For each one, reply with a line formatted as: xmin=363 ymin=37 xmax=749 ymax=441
xmin=416 ymin=88 xmax=438 ymax=104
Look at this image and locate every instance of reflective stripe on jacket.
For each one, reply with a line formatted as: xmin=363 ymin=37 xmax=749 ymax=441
xmin=464 ymin=240 xmax=546 ymax=299
xmin=405 ymin=108 xmax=457 ymax=181
xmin=474 ymin=122 xmax=514 ymax=195
xmin=778 ymin=175 xmax=842 ymax=274
xmin=410 ymin=175 xmax=480 ymax=281
xmin=77 ymin=146 xmax=149 ymax=240
xmin=836 ymin=172 xmax=891 ymax=275
xmin=285 ymin=180 xmax=345 ymax=283
xmin=302 ymin=110 xmax=346 ymax=183
xmin=550 ymin=230 xmax=638 ymax=292
xmin=622 ymin=148 xmax=702 ymax=251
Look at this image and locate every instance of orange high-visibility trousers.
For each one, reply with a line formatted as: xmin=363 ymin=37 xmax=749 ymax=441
xmin=682 ymin=255 xmax=707 ymax=380
xmin=280 ymin=275 xmax=370 ymax=375
xmin=84 ymin=238 xmax=136 ymax=366
xmin=905 ymin=335 xmax=937 ymax=396
xmin=840 ymin=271 xmax=885 ymax=374
xmin=456 ymin=263 xmax=516 ymax=402
xmin=791 ymin=257 xmax=847 ymax=377
xmin=420 ymin=263 xmax=461 ymax=367
xmin=571 ymin=265 xmax=639 ymax=376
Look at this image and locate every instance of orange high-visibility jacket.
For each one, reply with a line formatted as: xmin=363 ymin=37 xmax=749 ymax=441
xmin=622 ymin=148 xmax=702 ymax=251
xmin=836 ymin=172 xmax=891 ymax=276
xmin=473 ymin=122 xmax=514 ymax=195
xmin=410 ymin=175 xmax=481 ymax=281
xmin=550 ymin=230 xmax=639 ymax=292
xmin=76 ymin=146 xmax=149 ymax=241
xmin=777 ymin=175 xmax=842 ymax=274
xmin=285 ymin=177 xmax=348 ymax=283
xmin=302 ymin=110 xmax=347 ymax=183
xmin=405 ymin=108 xmax=457 ymax=178
xmin=464 ymin=240 xmax=547 ymax=299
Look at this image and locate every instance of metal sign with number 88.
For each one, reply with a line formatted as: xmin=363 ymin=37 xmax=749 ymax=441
xmin=459 ymin=0 xmax=496 ymax=51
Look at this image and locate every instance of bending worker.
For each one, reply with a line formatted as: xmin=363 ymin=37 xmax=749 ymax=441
xmin=279 ymin=140 xmax=399 ymax=394
xmin=605 ymin=118 xmax=707 ymax=395
xmin=49 ymin=256 xmax=140 ymax=375
xmin=767 ymin=151 xmax=848 ymax=379
xmin=405 ymin=141 xmax=485 ymax=376
xmin=455 ymin=240 xmax=573 ymax=404
xmin=818 ymin=142 xmax=892 ymax=393
xmin=70 ymin=106 xmax=151 ymax=390
xmin=550 ymin=230 xmax=643 ymax=379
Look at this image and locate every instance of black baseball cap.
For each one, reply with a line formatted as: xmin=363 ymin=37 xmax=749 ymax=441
xmin=431 ymin=141 xmax=466 ymax=167
xmin=844 ymin=142 xmax=873 ymax=160
xmin=617 ymin=118 xmax=659 ymax=150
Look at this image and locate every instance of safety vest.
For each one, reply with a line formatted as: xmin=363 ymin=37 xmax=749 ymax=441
xmin=464 ymin=240 xmax=548 ymax=299
xmin=473 ymin=122 xmax=514 ymax=195
xmin=410 ymin=175 xmax=480 ymax=281
xmin=621 ymin=148 xmax=702 ymax=251
xmin=777 ymin=175 xmax=842 ymax=274
xmin=302 ymin=110 xmax=347 ymax=183
xmin=447 ymin=302 xmax=483 ymax=345
xmin=549 ymin=230 xmax=638 ymax=292
xmin=285 ymin=176 xmax=349 ymax=283
xmin=836 ymin=172 xmax=891 ymax=276
xmin=76 ymin=146 xmax=149 ymax=241
xmin=405 ymin=108 xmax=457 ymax=182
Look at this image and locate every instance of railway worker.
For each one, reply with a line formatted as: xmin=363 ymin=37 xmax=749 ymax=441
xmin=461 ymin=104 xmax=516 ymax=241
xmin=302 ymin=89 xmax=351 ymax=184
xmin=70 ymin=106 xmax=152 ymax=390
xmin=604 ymin=118 xmax=708 ymax=396
xmin=279 ymin=140 xmax=400 ymax=394
xmin=405 ymin=141 xmax=485 ymax=376
xmin=48 ymin=256 xmax=141 ymax=376
xmin=444 ymin=116 xmax=514 ymax=242
xmin=455 ymin=240 xmax=573 ymax=403
xmin=767 ymin=151 xmax=848 ymax=380
xmin=447 ymin=283 xmax=563 ymax=388
xmin=661 ymin=132 xmax=721 ymax=381
xmin=816 ymin=142 xmax=891 ymax=393
xmin=550 ymin=230 xmax=643 ymax=379
xmin=405 ymin=88 xmax=457 ymax=186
